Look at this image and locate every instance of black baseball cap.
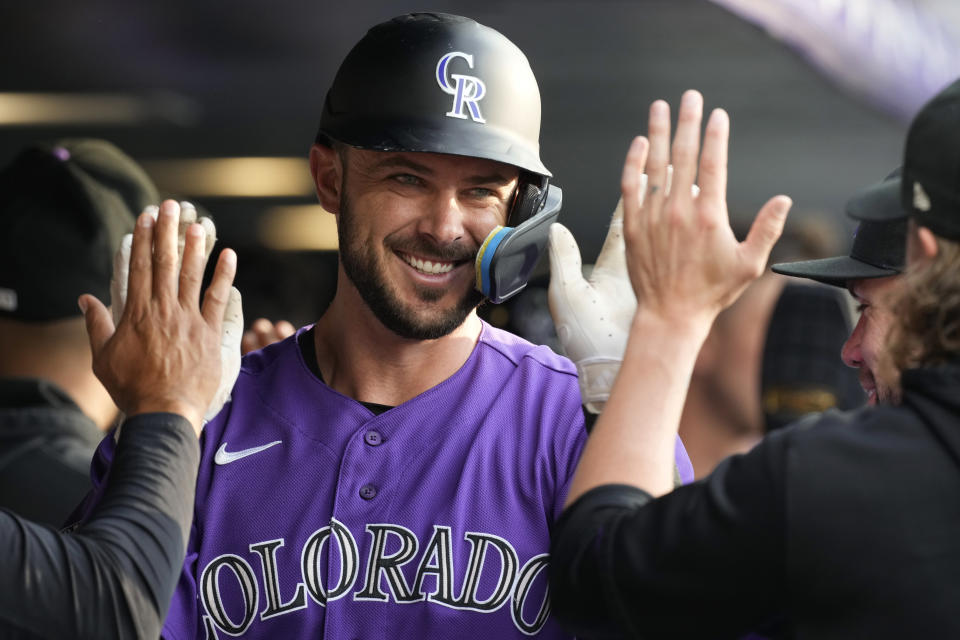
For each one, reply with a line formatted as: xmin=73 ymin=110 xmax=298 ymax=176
xmin=771 ymin=169 xmax=906 ymax=287
xmin=848 ymin=77 xmax=960 ymax=241
xmin=0 ymin=139 xmax=158 ymax=321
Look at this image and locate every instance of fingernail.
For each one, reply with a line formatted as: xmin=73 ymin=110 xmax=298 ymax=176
xmin=188 ymin=223 xmax=203 ymax=237
xmin=139 ymin=212 xmax=155 ymax=227
xmin=709 ymin=108 xmax=728 ymax=127
xmin=77 ymin=297 xmax=88 ymax=314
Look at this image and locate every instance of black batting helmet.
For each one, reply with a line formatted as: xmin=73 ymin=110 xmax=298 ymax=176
xmin=315 ymin=13 xmax=551 ymax=219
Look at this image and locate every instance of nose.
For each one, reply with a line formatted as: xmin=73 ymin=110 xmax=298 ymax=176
xmin=418 ymin=192 xmax=466 ymax=246
xmin=841 ymin=314 xmax=866 ymax=368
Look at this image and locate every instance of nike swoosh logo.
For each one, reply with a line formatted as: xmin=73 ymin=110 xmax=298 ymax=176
xmin=214 ymin=440 xmax=282 ymax=465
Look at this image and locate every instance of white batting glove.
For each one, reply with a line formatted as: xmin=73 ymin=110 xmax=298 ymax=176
xmin=110 ymin=202 xmax=242 ymax=423
xmin=548 ymin=169 xmax=698 ymax=414
xmin=548 ymin=194 xmax=637 ymax=414
xmin=209 ymin=284 xmax=243 ymax=422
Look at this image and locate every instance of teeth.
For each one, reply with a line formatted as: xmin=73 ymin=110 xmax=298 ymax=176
xmin=402 ymin=253 xmax=454 ymax=275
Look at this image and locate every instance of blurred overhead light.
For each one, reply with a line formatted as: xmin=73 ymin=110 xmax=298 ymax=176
xmin=0 ymin=91 xmax=199 ymax=126
xmin=142 ymin=157 xmax=315 ymax=198
xmin=259 ymin=205 xmax=338 ymax=251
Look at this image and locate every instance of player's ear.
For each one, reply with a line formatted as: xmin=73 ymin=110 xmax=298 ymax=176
xmin=915 ymin=225 xmax=939 ymax=263
xmin=310 ymin=143 xmax=343 ymax=214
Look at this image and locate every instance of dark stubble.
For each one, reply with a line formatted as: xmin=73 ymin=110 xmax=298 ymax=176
xmin=337 ymin=189 xmax=484 ymax=340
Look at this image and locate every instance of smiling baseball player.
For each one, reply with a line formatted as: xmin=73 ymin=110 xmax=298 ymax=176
xmin=73 ymin=13 xmax=693 ymax=638
xmin=175 ymin=15 xmax=581 ymax=638
xmin=69 ymin=12 xmax=698 ymax=639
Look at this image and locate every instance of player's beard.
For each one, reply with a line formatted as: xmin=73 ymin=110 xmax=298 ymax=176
xmin=337 ymin=191 xmax=484 ymax=340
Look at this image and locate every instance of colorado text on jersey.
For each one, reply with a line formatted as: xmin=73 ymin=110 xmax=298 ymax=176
xmin=199 ymin=520 xmax=553 ymax=637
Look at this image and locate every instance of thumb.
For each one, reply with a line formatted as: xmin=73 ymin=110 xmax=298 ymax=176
xmin=741 ymin=195 xmax=792 ymax=273
xmin=199 ymin=215 xmax=218 ymax=262
xmin=548 ymin=223 xmax=585 ymax=288
xmin=110 ymin=233 xmax=132 ymax=327
xmin=221 ymin=286 xmax=244 ymax=351
xmin=594 ymin=199 xmax=627 ymax=274
xmin=609 ymin=197 xmax=625 ymax=226
xmin=79 ymin=294 xmax=114 ymax=356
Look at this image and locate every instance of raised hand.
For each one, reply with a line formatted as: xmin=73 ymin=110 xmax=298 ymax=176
xmin=548 ymin=199 xmax=637 ymax=413
xmin=563 ymin=91 xmax=792 ymax=503
xmin=110 ymin=202 xmax=243 ymax=424
xmin=621 ymin=90 xmax=792 ymax=333
xmin=548 ymin=168 xmax=699 ymax=413
xmin=110 ymin=202 xmax=217 ymax=329
xmin=80 ymin=200 xmax=238 ymax=434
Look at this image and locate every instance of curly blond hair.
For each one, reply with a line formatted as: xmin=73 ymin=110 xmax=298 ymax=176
xmin=881 ymin=235 xmax=960 ymax=385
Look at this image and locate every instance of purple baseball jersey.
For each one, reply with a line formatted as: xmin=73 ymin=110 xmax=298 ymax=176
xmin=185 ymin=322 xmax=588 ymax=638
xmin=79 ymin=321 xmax=693 ymax=638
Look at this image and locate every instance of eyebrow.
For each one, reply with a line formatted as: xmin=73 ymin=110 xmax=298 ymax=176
xmin=463 ymin=173 xmax=515 ymax=187
xmin=372 ymin=156 xmax=515 ymax=187
xmin=373 ymin=156 xmax=436 ymax=175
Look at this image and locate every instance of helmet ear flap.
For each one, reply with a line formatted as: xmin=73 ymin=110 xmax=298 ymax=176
xmin=476 ymin=185 xmax=562 ymax=303
xmin=508 ymin=173 xmax=549 ymax=226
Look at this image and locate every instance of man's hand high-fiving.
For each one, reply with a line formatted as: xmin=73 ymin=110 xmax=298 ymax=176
xmin=79 ymin=200 xmax=238 ymax=435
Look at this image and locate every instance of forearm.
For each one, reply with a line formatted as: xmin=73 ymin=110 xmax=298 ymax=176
xmin=565 ymin=310 xmax=710 ymax=505
xmin=0 ymin=413 xmax=198 ymax=639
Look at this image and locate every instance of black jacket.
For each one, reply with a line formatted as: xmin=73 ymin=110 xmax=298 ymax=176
xmin=0 ymin=413 xmax=199 ymax=639
xmin=550 ymin=363 xmax=960 ymax=639
xmin=0 ymin=378 xmax=103 ymax=526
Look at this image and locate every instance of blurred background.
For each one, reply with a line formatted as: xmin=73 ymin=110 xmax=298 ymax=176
xmin=2 ymin=0 xmax=959 ymax=335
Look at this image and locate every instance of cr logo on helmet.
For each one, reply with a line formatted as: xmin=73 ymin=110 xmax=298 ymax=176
xmin=436 ymin=52 xmax=487 ymax=123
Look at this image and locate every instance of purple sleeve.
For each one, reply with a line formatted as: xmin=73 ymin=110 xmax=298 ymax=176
xmin=62 ymin=427 xmax=119 ymax=530
xmin=552 ymin=398 xmax=589 ymax=523
xmin=159 ymin=530 xmax=200 ymax=640
xmin=675 ymin=435 xmax=695 ymax=485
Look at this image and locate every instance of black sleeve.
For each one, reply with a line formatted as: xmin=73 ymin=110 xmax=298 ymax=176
xmin=0 ymin=413 xmax=199 ymax=639
xmin=549 ymin=429 xmax=792 ymax=639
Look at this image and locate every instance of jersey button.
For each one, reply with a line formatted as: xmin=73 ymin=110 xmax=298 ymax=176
xmin=364 ymin=430 xmax=383 ymax=446
xmin=359 ymin=484 xmax=378 ymax=500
